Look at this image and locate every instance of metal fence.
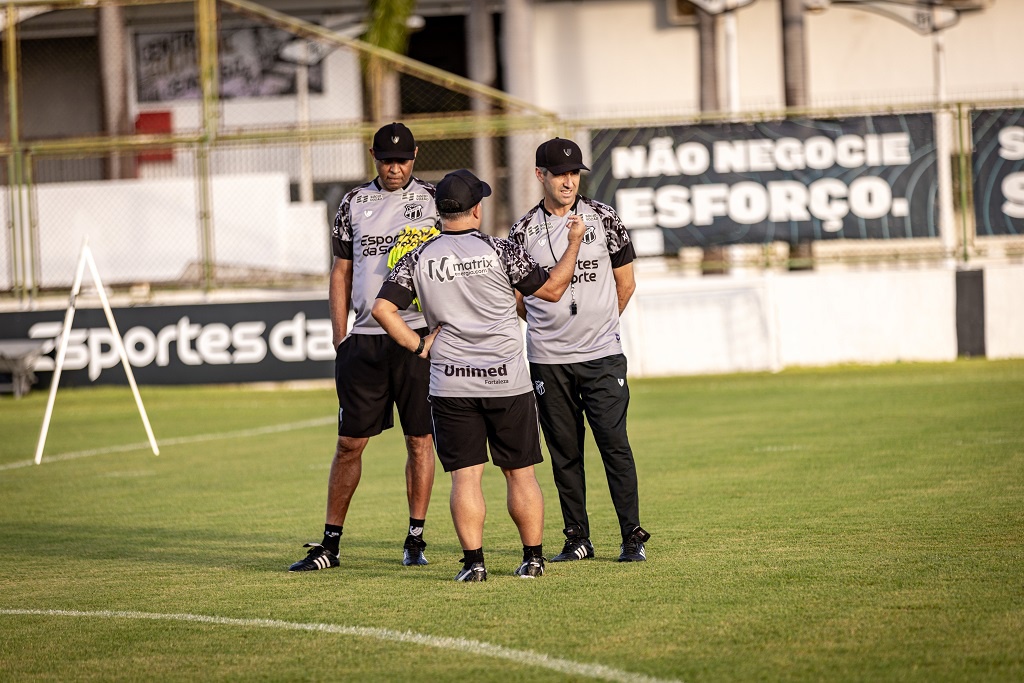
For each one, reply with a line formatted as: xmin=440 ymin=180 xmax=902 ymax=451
xmin=2 ymin=0 xmax=1023 ymax=304
xmin=1 ymin=0 xmax=561 ymax=302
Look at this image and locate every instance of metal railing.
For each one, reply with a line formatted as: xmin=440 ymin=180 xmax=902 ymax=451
xmin=2 ymin=0 xmax=1022 ymax=305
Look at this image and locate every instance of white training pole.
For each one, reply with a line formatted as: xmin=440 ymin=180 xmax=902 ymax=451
xmin=35 ymin=243 xmax=89 ymax=465
xmin=84 ymin=246 xmax=160 ymax=456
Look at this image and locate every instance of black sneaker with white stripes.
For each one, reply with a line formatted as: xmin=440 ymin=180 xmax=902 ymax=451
xmin=617 ymin=526 xmax=651 ymax=562
xmin=514 ymin=555 xmax=545 ymax=578
xmin=402 ymin=535 xmax=429 ymax=566
xmin=551 ymin=537 xmax=594 ymax=562
xmin=287 ymin=542 xmax=339 ymax=572
xmin=550 ymin=527 xmax=595 ymax=562
xmin=454 ymin=561 xmax=487 ymax=582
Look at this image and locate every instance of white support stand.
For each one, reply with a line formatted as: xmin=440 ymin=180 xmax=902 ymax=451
xmin=34 ymin=242 xmax=160 ymax=465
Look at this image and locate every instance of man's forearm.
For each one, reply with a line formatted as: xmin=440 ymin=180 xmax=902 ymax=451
xmin=329 ymin=259 xmax=353 ymax=346
xmin=371 ymin=299 xmax=420 ymax=352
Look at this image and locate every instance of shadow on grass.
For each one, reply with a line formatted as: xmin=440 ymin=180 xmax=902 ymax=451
xmin=4 ymin=519 xmax=641 ymax=585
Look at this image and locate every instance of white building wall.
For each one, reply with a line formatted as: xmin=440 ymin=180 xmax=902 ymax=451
xmin=533 ymin=0 xmax=700 ymax=117
xmin=533 ymin=0 xmax=1024 ymax=117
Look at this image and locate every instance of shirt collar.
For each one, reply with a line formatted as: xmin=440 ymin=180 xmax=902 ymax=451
xmin=538 ymin=195 xmax=581 ymax=218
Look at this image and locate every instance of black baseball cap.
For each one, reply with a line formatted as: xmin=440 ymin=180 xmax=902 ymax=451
xmin=372 ymin=122 xmax=416 ymax=160
xmin=435 ymin=169 xmax=492 ymax=214
xmin=536 ymin=137 xmax=590 ymax=175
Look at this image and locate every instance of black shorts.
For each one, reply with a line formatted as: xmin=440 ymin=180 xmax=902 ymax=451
xmin=335 ymin=331 xmax=432 ymax=438
xmin=429 ymin=392 xmax=544 ymax=473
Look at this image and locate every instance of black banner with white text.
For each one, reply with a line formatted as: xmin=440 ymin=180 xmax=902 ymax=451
xmin=972 ymin=108 xmax=1024 ymax=237
xmin=589 ymin=113 xmax=939 ymax=254
xmin=0 ymin=299 xmax=334 ymax=387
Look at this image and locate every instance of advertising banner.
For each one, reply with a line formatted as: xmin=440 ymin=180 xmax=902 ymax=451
xmin=0 ymin=299 xmax=334 ymax=387
xmin=589 ymin=113 xmax=939 ymax=254
xmin=972 ymin=108 xmax=1024 ymax=237
xmin=135 ymin=28 xmax=324 ymax=102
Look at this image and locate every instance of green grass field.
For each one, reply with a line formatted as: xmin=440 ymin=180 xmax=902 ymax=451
xmin=1 ymin=360 xmax=1022 ymax=682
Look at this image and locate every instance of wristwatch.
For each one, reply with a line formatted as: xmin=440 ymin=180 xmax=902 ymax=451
xmin=413 ymin=337 xmax=425 ymax=354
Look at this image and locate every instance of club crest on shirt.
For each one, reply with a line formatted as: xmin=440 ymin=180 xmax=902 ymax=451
xmin=533 ymin=380 xmax=545 ymax=396
xmin=404 ymin=203 xmax=423 ymax=221
xmin=582 ymin=224 xmax=598 ymax=244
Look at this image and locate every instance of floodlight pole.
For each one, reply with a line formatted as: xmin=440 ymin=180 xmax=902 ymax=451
xmin=930 ymin=5 xmax=956 ymax=264
xmin=686 ymin=1 xmax=756 ymax=115
xmin=295 ymin=42 xmax=314 ymax=204
xmin=723 ymin=11 xmax=740 ymax=114
xmin=805 ymin=0 xmax=963 ymax=263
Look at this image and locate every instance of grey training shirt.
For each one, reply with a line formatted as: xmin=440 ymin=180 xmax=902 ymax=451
xmin=378 ymin=229 xmax=548 ymax=397
xmin=509 ymin=195 xmax=636 ymax=364
xmin=332 ymin=177 xmax=439 ymax=334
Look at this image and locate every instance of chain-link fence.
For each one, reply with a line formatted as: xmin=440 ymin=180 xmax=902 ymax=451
xmin=2 ymin=0 xmax=1023 ymax=302
xmin=0 ymin=0 xmax=559 ymax=301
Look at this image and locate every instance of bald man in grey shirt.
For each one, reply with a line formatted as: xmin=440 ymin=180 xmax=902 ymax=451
xmin=373 ymin=169 xmax=584 ymax=582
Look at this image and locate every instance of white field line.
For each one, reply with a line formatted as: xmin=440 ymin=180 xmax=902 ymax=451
xmin=0 ymin=609 xmax=680 ymax=683
xmin=0 ymin=417 xmax=335 ymax=472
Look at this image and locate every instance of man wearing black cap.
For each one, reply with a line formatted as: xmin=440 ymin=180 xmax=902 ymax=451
xmin=288 ymin=123 xmax=440 ymax=572
xmin=509 ymin=137 xmax=651 ymax=564
xmin=371 ymin=169 xmax=585 ymax=582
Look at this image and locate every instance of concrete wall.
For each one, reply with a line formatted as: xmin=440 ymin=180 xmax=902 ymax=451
xmin=1 ymin=174 xmax=329 ymax=289
xmin=3 ymin=262 xmax=1019 ymax=379
xmin=985 ymin=265 xmax=1024 ymax=360
xmin=619 ymin=264 xmax=1016 ymax=377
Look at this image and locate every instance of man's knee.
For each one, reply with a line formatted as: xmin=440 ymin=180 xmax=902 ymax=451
xmin=406 ymin=434 xmax=434 ymax=458
xmin=335 ymin=436 xmax=368 ymax=463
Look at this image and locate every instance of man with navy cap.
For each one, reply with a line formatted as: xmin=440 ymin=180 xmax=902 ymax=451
xmin=372 ymin=169 xmax=584 ymax=582
xmin=510 ymin=137 xmax=651 ymax=564
xmin=288 ymin=123 xmax=440 ymax=572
